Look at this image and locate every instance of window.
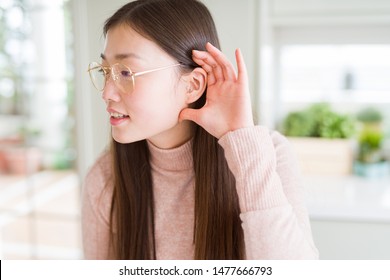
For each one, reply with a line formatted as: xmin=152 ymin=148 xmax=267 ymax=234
xmin=280 ymin=44 xmax=390 ymax=103
xmin=0 ymin=0 xmax=80 ymax=259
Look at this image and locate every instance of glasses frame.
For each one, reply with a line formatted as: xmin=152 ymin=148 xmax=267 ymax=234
xmin=87 ymin=62 xmax=182 ymax=93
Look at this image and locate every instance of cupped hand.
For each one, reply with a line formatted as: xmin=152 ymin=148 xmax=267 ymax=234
xmin=179 ymin=42 xmax=254 ymax=139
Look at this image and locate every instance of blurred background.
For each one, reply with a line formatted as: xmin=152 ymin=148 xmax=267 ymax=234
xmin=0 ymin=0 xmax=389 ymax=259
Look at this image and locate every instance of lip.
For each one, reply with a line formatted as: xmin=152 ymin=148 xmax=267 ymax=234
xmin=109 ymin=116 xmax=129 ymax=126
xmin=107 ymin=108 xmax=127 ymax=115
xmin=107 ymin=108 xmax=130 ymax=126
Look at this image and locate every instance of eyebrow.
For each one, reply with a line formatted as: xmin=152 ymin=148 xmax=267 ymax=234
xmin=100 ymin=53 xmax=143 ymax=61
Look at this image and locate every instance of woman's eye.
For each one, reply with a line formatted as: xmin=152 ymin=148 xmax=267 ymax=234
xmin=120 ymin=70 xmax=132 ymax=78
xmin=98 ymin=68 xmax=106 ymax=76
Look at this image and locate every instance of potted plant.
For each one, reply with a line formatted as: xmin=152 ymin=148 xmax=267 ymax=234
xmin=1 ymin=124 xmax=43 ymax=175
xmin=283 ymin=103 xmax=356 ymax=176
xmin=353 ymin=108 xmax=389 ymax=177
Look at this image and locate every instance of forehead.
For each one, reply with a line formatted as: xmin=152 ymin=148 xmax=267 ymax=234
xmin=103 ymin=25 xmax=173 ymax=65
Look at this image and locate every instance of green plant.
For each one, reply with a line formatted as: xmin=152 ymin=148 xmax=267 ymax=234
xmin=357 ymin=128 xmax=385 ymax=163
xmin=282 ymin=111 xmax=315 ymax=137
xmin=283 ymin=103 xmax=355 ymax=139
xmin=354 ymin=107 xmax=386 ymax=164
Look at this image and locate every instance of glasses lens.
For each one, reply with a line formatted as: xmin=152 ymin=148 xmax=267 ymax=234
xmin=111 ymin=64 xmax=135 ymax=93
xmin=88 ymin=62 xmax=106 ymax=91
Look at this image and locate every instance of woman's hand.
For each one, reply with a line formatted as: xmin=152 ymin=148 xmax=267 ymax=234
xmin=179 ymin=42 xmax=254 ymax=139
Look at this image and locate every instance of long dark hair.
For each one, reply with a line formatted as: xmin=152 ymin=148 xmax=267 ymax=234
xmin=105 ymin=0 xmax=244 ymax=259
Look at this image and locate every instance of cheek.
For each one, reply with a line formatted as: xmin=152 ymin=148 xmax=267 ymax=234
xmin=143 ymin=96 xmax=184 ymax=126
xmin=125 ymin=79 xmax=185 ymax=123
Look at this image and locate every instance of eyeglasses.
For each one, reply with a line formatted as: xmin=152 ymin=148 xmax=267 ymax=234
xmin=87 ymin=62 xmax=182 ymax=94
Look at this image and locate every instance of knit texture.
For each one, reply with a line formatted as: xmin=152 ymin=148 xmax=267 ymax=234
xmin=82 ymin=126 xmax=319 ymax=259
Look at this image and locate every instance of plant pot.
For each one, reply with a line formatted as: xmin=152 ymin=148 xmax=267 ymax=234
xmin=353 ymin=161 xmax=390 ymax=178
xmin=287 ymin=137 xmax=354 ymax=176
xmin=0 ymin=137 xmax=24 ymax=174
xmin=0 ymin=149 xmax=6 ymax=174
xmin=3 ymin=147 xmax=42 ymax=175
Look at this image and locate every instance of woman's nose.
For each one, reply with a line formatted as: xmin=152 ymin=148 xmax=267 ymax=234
xmin=102 ymin=79 xmax=121 ymax=102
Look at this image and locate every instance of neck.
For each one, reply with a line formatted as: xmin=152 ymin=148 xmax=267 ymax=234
xmin=147 ymin=120 xmax=194 ymax=149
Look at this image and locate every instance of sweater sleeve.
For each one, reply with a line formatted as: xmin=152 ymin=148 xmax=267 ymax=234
xmin=81 ymin=153 xmax=113 ymax=259
xmin=218 ymin=126 xmax=319 ymax=259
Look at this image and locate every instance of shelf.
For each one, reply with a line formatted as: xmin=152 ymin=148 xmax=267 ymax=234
xmin=304 ymin=175 xmax=390 ymax=223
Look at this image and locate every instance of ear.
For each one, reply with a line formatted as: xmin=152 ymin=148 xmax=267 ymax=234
xmin=184 ymin=67 xmax=207 ymax=104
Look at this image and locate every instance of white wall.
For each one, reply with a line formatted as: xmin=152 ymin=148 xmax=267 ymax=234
xmin=271 ymin=0 xmax=390 ymax=18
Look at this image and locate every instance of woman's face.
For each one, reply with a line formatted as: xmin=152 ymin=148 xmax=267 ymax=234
xmin=102 ymin=25 xmax=191 ymax=149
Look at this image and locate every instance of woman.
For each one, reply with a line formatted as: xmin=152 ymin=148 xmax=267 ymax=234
xmin=82 ymin=0 xmax=319 ymax=260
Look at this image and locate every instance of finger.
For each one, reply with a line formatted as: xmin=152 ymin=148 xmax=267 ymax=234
xmin=179 ymin=107 xmax=203 ymax=126
xmin=193 ymin=49 xmax=224 ymax=82
xmin=192 ymin=53 xmax=216 ymax=85
xmin=206 ymin=42 xmax=236 ymax=81
xmin=235 ymin=48 xmax=248 ymax=84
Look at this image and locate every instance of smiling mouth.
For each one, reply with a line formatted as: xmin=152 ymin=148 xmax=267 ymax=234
xmin=110 ymin=112 xmax=129 ymax=119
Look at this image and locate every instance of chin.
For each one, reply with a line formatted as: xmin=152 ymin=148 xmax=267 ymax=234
xmin=112 ymin=132 xmax=143 ymax=144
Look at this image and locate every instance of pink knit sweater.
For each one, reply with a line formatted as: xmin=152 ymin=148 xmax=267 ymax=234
xmin=82 ymin=126 xmax=319 ymax=259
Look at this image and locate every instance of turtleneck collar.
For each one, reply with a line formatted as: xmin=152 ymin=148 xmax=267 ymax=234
xmin=147 ymin=139 xmax=193 ymax=172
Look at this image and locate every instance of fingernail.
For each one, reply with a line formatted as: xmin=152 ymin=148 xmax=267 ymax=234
xmin=192 ymin=49 xmax=202 ymax=57
xmin=206 ymin=42 xmax=216 ymax=48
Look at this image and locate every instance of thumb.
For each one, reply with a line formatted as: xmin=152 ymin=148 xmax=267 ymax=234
xmin=179 ymin=107 xmax=202 ymax=125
